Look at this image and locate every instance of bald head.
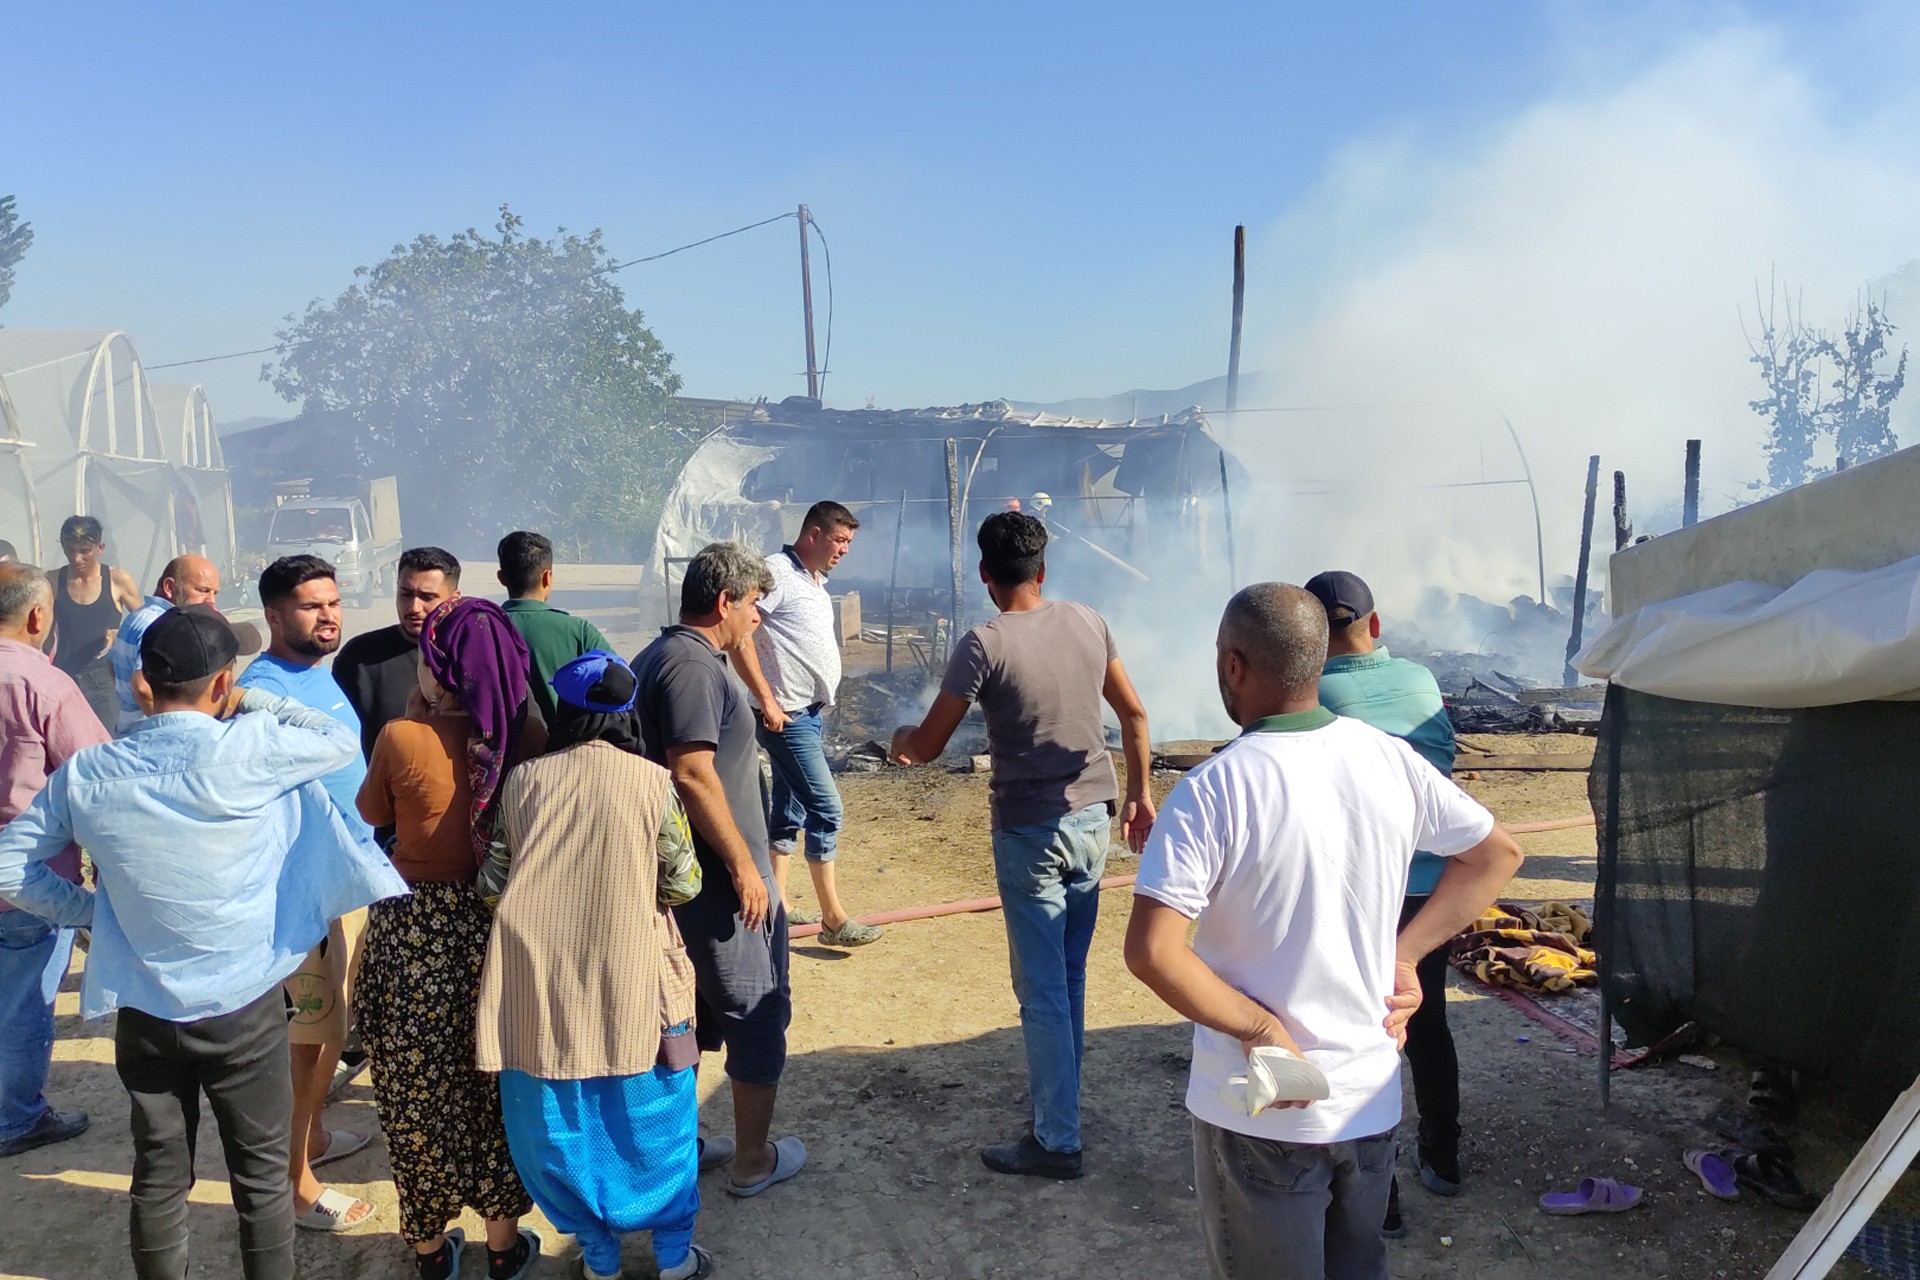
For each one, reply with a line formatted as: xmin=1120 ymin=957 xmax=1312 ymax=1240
xmin=1216 ymin=583 xmax=1330 ymax=721
xmin=0 ymin=562 xmax=54 ymax=641
xmin=158 ymin=554 xmax=220 ymax=606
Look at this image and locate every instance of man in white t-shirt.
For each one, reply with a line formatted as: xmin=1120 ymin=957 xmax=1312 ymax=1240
xmin=1125 ymin=583 xmax=1523 ymax=1280
xmin=733 ymin=501 xmax=883 ymax=947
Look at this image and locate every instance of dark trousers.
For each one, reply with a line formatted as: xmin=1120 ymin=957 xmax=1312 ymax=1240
xmin=1398 ymin=895 xmax=1460 ymax=1152
xmin=114 ymin=987 xmax=295 ymax=1280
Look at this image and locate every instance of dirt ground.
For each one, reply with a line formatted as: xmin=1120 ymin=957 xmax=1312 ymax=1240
xmin=0 ymin=601 xmax=1895 ymax=1278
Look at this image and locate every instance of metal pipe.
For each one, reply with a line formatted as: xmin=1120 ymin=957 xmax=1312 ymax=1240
xmin=1500 ymin=416 xmax=1548 ymax=605
xmin=1565 ymin=455 xmax=1601 ymax=685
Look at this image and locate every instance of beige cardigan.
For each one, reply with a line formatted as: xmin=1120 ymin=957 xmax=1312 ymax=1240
xmin=476 ymin=741 xmax=696 ymax=1079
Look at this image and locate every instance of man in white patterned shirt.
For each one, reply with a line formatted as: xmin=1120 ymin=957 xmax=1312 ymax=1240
xmin=733 ymin=501 xmax=883 ymax=948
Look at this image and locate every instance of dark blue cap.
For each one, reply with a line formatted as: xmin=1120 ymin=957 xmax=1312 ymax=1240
xmin=552 ymin=649 xmax=637 ymax=714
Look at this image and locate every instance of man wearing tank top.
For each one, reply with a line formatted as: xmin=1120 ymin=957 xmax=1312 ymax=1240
xmin=891 ymin=511 xmax=1155 ymax=1180
xmin=48 ymin=516 xmax=142 ymax=729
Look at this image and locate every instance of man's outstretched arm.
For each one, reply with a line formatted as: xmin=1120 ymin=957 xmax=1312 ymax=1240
xmin=1125 ymin=896 xmax=1302 ymax=1061
xmin=890 ymin=692 xmax=971 ymax=765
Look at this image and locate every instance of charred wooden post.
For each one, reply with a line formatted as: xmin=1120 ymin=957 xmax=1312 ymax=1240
xmin=1565 ymin=455 xmax=1601 ymax=685
xmin=1683 ymin=439 xmax=1701 ymax=527
xmin=1613 ymin=470 xmax=1631 ymax=551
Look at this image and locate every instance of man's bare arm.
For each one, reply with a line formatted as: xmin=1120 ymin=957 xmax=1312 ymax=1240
xmin=1125 ymin=896 xmax=1303 ymax=1061
xmin=666 ymin=743 xmax=770 ymax=930
xmin=1102 ymin=657 xmax=1156 ymax=850
xmin=111 ymin=567 xmax=143 ymax=613
xmin=730 ymin=637 xmax=787 ymax=734
xmin=1385 ymin=826 xmax=1524 ymax=1042
xmin=891 ymin=692 xmax=971 ymax=765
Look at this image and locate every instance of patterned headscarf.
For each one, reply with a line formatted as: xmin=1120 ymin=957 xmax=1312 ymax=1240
xmin=419 ymin=596 xmax=531 ymax=865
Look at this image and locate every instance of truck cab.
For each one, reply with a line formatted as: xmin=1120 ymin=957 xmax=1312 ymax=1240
xmin=259 ymin=477 xmax=403 ymax=606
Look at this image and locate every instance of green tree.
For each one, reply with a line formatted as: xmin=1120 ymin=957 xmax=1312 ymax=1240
xmin=265 ymin=205 xmax=690 ymax=557
xmin=1825 ymin=297 xmax=1908 ymax=468
xmin=1744 ymin=277 xmax=1826 ymax=491
xmin=0 ymin=195 xmax=34 ymax=318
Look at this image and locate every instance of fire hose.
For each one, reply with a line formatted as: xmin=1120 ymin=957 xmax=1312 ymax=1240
xmin=790 ymin=811 xmax=1596 ymax=940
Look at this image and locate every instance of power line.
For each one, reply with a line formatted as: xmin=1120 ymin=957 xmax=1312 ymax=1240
xmin=145 ymin=210 xmax=806 ymax=371
xmin=148 ymin=344 xmax=287 ymax=371
xmin=596 ymin=210 xmax=797 ymax=274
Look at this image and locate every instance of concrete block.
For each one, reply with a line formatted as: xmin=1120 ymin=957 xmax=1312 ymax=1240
xmin=832 ymin=591 xmax=862 ymax=643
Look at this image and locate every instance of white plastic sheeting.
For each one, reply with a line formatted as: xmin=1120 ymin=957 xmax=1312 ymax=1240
xmin=1575 ymin=553 xmax=1920 ymax=706
xmin=652 ymin=434 xmax=784 ymax=575
xmin=0 ymin=333 xmax=235 ymax=588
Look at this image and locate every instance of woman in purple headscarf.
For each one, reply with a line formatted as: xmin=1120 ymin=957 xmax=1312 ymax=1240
xmin=356 ymin=597 xmax=544 ymax=1280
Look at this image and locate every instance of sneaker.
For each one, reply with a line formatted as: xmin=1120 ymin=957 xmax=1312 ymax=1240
xmin=0 ymin=1108 xmax=89 ymax=1159
xmin=817 ymin=919 xmax=884 ymax=947
xmin=980 ymin=1133 xmax=1084 ymax=1180
xmin=1416 ymin=1143 xmax=1462 ymax=1197
xmin=1382 ymin=1176 xmax=1407 ymax=1238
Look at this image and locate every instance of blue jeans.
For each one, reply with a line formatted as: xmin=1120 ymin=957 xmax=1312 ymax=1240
xmin=992 ymin=803 xmax=1110 ymax=1154
xmin=758 ymin=707 xmax=842 ymax=863
xmin=0 ymin=911 xmax=75 ymax=1141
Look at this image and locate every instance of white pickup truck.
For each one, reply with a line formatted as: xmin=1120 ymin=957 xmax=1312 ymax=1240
xmin=261 ymin=476 xmax=403 ymax=606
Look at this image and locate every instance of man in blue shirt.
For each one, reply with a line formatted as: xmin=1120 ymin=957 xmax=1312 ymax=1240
xmin=1307 ymin=570 xmax=1465 ymax=1236
xmin=107 ymin=554 xmax=258 ymax=736
xmin=236 ymin=554 xmax=377 ymax=1233
xmin=0 ymin=606 xmax=406 ymax=1280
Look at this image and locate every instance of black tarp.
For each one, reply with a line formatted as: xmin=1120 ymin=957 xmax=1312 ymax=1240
xmin=1593 ymin=687 xmax=1920 ymax=1106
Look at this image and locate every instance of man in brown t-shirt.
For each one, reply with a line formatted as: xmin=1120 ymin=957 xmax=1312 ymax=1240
xmin=892 ymin=511 xmax=1155 ymax=1179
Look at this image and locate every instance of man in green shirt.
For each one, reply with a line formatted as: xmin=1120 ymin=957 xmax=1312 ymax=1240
xmin=1306 ymin=569 xmax=1463 ymax=1238
xmin=498 ymin=531 xmax=613 ymax=724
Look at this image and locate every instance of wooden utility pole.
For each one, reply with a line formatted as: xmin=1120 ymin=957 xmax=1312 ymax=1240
xmin=798 ymin=204 xmax=820 ymax=400
xmin=945 ymin=439 xmax=962 ymax=661
xmin=1227 ymin=225 xmax=1246 ymax=412
xmin=1564 ymin=455 xmax=1601 ymax=685
xmin=1683 ymin=440 xmax=1702 ymax=527
xmin=1613 ymin=471 xmax=1631 ymax=551
xmin=1218 ymin=226 xmax=1246 ymax=587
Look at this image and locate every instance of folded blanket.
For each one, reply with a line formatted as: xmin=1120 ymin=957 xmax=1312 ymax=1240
xmin=1450 ymin=900 xmax=1598 ymax=993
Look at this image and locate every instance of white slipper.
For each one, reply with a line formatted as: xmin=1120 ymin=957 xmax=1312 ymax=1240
xmin=295 ymin=1186 xmax=373 ymax=1232
xmin=726 ymin=1136 xmax=808 ymax=1197
xmin=310 ymin=1127 xmax=371 ymax=1169
xmin=1218 ymin=1046 xmax=1331 ymax=1116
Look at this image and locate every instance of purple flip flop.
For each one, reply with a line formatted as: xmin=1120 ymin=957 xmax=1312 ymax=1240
xmin=1540 ymin=1176 xmax=1644 ymax=1215
xmin=1685 ymin=1149 xmax=1740 ymax=1200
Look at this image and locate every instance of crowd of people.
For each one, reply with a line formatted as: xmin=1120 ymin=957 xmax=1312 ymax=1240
xmin=0 ymin=501 xmax=1522 ymax=1280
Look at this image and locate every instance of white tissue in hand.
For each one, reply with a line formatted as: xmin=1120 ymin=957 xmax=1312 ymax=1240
xmin=1218 ymin=1046 xmax=1331 ymax=1116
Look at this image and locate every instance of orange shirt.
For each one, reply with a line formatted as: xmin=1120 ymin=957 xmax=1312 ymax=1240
xmin=358 ymin=712 xmax=480 ymax=884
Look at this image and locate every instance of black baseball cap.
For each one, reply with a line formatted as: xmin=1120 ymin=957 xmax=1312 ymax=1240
xmin=1304 ymin=570 xmax=1375 ymax=625
xmin=142 ymin=604 xmax=252 ymax=685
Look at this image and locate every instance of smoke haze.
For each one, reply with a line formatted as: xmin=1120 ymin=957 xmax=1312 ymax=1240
xmin=1227 ymin=21 xmax=1919 ymax=610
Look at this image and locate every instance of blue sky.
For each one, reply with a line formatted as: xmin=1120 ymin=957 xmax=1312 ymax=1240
xmin=3 ymin=0 xmax=1909 ymax=427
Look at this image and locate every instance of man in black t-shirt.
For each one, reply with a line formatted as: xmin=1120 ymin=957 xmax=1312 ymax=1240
xmin=332 ymin=547 xmax=461 ymax=759
xmin=632 ymin=540 xmax=807 ymax=1200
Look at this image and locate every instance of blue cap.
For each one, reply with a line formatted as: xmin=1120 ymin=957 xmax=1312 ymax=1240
xmin=551 ymin=649 xmax=637 ymax=714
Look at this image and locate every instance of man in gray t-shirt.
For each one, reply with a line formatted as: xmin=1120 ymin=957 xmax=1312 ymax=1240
xmin=892 ymin=512 xmax=1155 ymax=1179
xmin=631 ymin=541 xmax=807 ymax=1200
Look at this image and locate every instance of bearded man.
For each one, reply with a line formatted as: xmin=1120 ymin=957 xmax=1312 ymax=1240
xmin=234 ymin=555 xmax=378 ymax=1233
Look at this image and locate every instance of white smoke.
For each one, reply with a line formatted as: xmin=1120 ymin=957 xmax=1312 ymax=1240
xmin=1221 ymin=22 xmax=1920 ymax=615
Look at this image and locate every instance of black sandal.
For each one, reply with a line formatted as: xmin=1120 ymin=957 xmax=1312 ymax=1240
xmin=1733 ymin=1151 xmax=1818 ymax=1211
